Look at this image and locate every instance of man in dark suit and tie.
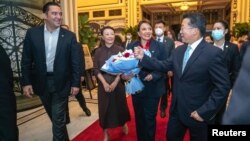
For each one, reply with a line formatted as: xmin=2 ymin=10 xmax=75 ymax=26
xmin=222 ymin=41 xmax=250 ymax=124
xmin=122 ymin=32 xmax=133 ymax=49
xmin=135 ymin=13 xmax=230 ymax=141
xmin=0 ymin=45 xmax=19 ymax=141
xmin=154 ymin=20 xmax=175 ymax=118
xmin=21 ymin=2 xmax=81 ymax=141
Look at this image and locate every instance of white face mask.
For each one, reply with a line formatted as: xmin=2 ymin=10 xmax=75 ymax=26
xmin=155 ymin=28 xmax=163 ymax=36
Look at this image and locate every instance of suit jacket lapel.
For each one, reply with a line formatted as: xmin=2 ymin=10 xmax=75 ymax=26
xmin=177 ymin=46 xmax=186 ymax=77
xmin=39 ymin=26 xmax=46 ymax=62
xmin=223 ymin=41 xmax=229 ymax=55
xmin=55 ymin=28 xmax=65 ymax=60
xmin=182 ymin=40 xmax=205 ymax=76
xmin=149 ymin=40 xmax=156 ymax=57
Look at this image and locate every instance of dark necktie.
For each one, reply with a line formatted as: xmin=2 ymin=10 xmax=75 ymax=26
xmin=157 ymin=38 xmax=161 ymax=42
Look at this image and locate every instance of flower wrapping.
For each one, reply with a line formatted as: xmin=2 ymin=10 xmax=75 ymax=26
xmin=101 ymin=49 xmax=144 ymax=94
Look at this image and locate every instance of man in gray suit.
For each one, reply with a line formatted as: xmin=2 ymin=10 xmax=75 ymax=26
xmin=222 ymin=41 xmax=250 ymax=124
xmin=135 ymin=13 xmax=230 ymax=141
xmin=21 ymin=2 xmax=81 ymax=141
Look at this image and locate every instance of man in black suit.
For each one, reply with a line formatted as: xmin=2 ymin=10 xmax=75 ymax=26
xmin=154 ymin=20 xmax=174 ymax=118
xmin=21 ymin=2 xmax=81 ymax=141
xmin=135 ymin=13 xmax=230 ymax=141
xmin=222 ymin=41 xmax=250 ymax=124
xmin=0 ymin=45 xmax=19 ymax=141
xmin=122 ymin=32 xmax=133 ymax=49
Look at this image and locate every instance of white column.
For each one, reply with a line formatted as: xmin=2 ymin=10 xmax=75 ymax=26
xmin=61 ymin=0 xmax=78 ymax=40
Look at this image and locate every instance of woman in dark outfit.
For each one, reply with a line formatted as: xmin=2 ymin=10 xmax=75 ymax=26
xmin=126 ymin=20 xmax=169 ymax=141
xmin=93 ymin=26 xmax=130 ymax=141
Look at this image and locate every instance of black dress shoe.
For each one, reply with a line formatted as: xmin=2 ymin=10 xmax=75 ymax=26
xmin=83 ymin=108 xmax=91 ymax=116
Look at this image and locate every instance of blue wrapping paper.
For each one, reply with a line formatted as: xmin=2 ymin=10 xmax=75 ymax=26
xmin=101 ymin=50 xmax=144 ymax=94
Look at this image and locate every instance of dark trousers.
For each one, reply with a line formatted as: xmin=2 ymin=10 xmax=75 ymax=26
xmin=66 ymin=86 xmax=87 ymax=118
xmin=167 ymin=111 xmax=207 ymax=141
xmin=0 ymin=91 xmax=19 ymax=141
xmin=160 ymin=78 xmax=171 ymax=112
xmin=132 ymin=94 xmax=160 ymax=141
xmin=39 ymin=76 xmax=69 ymax=141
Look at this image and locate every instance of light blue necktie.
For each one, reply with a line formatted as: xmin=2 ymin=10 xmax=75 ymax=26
xmin=182 ymin=45 xmax=192 ymax=72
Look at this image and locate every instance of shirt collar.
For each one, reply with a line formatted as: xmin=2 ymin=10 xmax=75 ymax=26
xmin=44 ymin=24 xmax=60 ymax=34
xmin=157 ymin=35 xmax=164 ymax=41
xmin=213 ymin=42 xmax=225 ymax=50
xmin=189 ymin=37 xmax=203 ymax=50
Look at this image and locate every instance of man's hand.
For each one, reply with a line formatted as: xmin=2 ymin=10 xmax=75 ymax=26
xmin=144 ymin=74 xmax=153 ymax=81
xmin=167 ymin=71 xmax=173 ymax=77
xmin=190 ymin=111 xmax=204 ymax=122
xmin=134 ymin=47 xmax=144 ymax=60
xmin=22 ymin=85 xmax=34 ymax=98
xmin=80 ymin=76 xmax=85 ymax=82
xmin=70 ymin=87 xmax=79 ymax=96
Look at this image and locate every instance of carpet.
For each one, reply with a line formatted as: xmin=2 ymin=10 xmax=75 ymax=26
xmin=72 ymin=95 xmax=189 ymax=141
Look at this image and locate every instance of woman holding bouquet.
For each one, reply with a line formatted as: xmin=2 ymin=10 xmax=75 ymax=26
xmin=93 ymin=26 xmax=130 ymax=141
xmin=125 ymin=20 xmax=170 ymax=141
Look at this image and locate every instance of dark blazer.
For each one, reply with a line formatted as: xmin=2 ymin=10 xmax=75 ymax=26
xmin=127 ymin=39 xmax=170 ymax=97
xmin=0 ymin=45 xmax=18 ymax=140
xmin=222 ymin=45 xmax=250 ymax=124
xmin=122 ymin=39 xmax=134 ymax=49
xmin=162 ymin=36 xmax=175 ymax=57
xmin=139 ymin=39 xmax=231 ymax=123
xmin=222 ymin=41 xmax=240 ymax=87
xmin=21 ymin=25 xmax=81 ymax=97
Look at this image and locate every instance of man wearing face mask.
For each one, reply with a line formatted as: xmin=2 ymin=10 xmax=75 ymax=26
xmin=123 ymin=32 xmax=134 ymax=49
xmin=211 ymin=20 xmax=240 ymax=124
xmin=154 ymin=20 xmax=174 ymax=118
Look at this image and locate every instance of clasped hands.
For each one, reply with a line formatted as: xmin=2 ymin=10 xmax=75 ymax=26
xmin=103 ymin=81 xmax=119 ymax=93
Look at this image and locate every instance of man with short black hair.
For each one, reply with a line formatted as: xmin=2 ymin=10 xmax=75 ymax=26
xmin=21 ymin=2 xmax=81 ymax=141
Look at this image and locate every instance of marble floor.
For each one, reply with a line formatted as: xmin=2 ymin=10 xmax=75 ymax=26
xmin=18 ymin=88 xmax=99 ymax=141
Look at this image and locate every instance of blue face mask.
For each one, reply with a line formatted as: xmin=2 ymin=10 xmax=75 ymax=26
xmin=211 ymin=29 xmax=224 ymax=41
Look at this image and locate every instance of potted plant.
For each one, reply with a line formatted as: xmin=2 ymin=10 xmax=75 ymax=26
xmin=233 ymin=22 xmax=250 ymax=38
xmin=78 ymin=15 xmax=97 ymax=51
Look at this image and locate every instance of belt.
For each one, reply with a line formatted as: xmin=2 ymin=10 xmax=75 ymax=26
xmin=46 ymin=72 xmax=54 ymax=76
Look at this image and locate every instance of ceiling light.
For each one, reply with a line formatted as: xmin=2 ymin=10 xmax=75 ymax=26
xmin=180 ymin=2 xmax=189 ymax=11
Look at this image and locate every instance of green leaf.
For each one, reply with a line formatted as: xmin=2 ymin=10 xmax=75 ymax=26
xmin=78 ymin=15 xmax=97 ymax=50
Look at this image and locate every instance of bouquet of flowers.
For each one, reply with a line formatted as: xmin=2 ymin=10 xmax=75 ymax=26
xmin=101 ymin=49 xmax=144 ymax=94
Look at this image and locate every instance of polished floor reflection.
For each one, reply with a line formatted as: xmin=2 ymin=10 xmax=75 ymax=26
xmin=18 ymin=88 xmax=98 ymax=141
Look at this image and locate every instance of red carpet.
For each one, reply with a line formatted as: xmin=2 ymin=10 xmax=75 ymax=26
xmin=72 ymin=95 xmax=189 ymax=141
